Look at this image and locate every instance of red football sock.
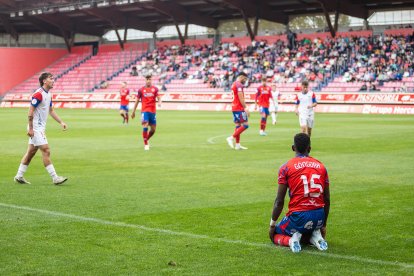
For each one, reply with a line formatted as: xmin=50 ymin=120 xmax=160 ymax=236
xmin=261 ymin=117 xmax=267 ymax=131
xmin=142 ymin=128 xmax=149 ymax=145
xmin=232 ymin=125 xmax=247 ymax=138
xmin=273 ymin=234 xmax=290 ymax=247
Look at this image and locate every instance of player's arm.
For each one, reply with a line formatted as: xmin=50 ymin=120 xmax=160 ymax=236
xmin=238 ymin=91 xmax=249 ymax=116
xmin=321 ymin=185 xmax=330 ymax=238
xmin=269 ymin=183 xmax=288 ymax=241
xmin=157 ymin=89 xmax=162 ymax=108
xmin=295 ymin=96 xmax=299 ymax=116
xmin=27 ymin=105 xmax=35 ymax=137
xmin=49 ymin=105 xmax=67 ymax=130
xmin=308 ymin=93 xmax=317 ymax=109
xmin=131 ymin=91 xmax=141 ymax=119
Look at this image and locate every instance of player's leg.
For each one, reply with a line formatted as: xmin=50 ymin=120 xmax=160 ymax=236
xmin=39 ymin=144 xmax=67 ymax=185
xmin=272 ymin=105 xmax=278 ymax=125
xmin=120 ymin=108 xmax=126 ymax=123
xmin=273 ymin=215 xmax=302 ymax=253
xmin=260 ymin=108 xmax=268 ymax=135
xmin=233 ymin=112 xmax=249 ymax=149
xmin=299 ymin=116 xmax=308 ymax=135
xmin=227 ymin=112 xmax=240 ymax=148
xmin=307 ymin=117 xmax=314 ymax=138
xmin=14 ymin=143 xmax=38 ymax=184
xmin=306 ymin=208 xmax=327 ymax=250
xmin=125 ymin=110 xmax=129 ymax=124
xmin=147 ymin=113 xmax=157 ymax=140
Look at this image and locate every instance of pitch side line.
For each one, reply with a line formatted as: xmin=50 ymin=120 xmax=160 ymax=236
xmin=0 ymin=202 xmax=412 ymax=270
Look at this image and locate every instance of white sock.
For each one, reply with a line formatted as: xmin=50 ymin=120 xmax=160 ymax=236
xmin=271 ymin=113 xmax=277 ymax=123
xmin=16 ymin=164 xmax=28 ymax=177
xmin=46 ymin=164 xmax=58 ymax=179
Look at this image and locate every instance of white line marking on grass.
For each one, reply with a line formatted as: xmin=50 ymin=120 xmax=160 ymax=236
xmin=1 ymin=202 xmax=413 ymax=270
xmin=207 ymin=134 xmax=228 ymax=144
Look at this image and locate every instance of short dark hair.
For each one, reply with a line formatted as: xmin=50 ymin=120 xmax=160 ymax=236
xmin=238 ymin=72 xmax=248 ymax=78
xmin=39 ymin=72 xmax=53 ymax=86
xmin=301 ymin=80 xmax=309 ymax=87
xmin=145 ymin=75 xmax=152 ymax=79
xmin=294 ymin=133 xmax=310 ymax=154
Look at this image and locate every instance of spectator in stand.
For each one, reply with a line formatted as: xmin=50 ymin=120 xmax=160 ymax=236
xmin=359 ymin=83 xmax=368 ymax=91
xmin=130 ymin=66 xmax=138 ymax=76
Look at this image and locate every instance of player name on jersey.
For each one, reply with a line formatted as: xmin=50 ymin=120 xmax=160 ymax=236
xmin=293 ymin=161 xmax=322 ymax=170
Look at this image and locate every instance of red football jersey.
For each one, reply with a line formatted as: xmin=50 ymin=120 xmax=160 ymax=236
xmin=120 ymin=88 xmax=130 ymax=105
xmin=231 ymin=81 xmax=245 ymax=111
xmin=137 ymin=86 xmax=159 ymax=113
xmin=256 ymin=85 xmax=273 ymax=108
xmin=278 ymin=155 xmax=329 ymax=216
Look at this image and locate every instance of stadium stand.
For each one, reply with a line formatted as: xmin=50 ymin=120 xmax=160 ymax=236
xmin=4 ymin=31 xmax=414 ymax=94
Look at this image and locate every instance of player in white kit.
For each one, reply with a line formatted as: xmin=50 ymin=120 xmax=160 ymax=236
xmin=269 ymin=84 xmax=281 ymax=125
xmin=295 ymin=80 xmax=317 ymax=137
xmin=14 ymin=72 xmax=68 ymax=185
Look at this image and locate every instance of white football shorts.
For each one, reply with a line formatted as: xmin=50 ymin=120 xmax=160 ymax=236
xmin=269 ymin=103 xmax=278 ymax=113
xmin=28 ymin=130 xmax=48 ymax=146
xmin=299 ymin=114 xmax=314 ymax=128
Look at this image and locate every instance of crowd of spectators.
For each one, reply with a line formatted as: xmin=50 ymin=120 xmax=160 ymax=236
xmin=127 ymin=31 xmax=414 ymax=93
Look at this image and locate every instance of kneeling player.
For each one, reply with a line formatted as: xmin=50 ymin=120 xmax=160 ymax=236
xmin=269 ymin=133 xmax=330 ymax=253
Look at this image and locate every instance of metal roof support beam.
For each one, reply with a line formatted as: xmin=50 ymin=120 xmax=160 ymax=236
xmin=62 ymin=30 xmax=74 ymax=52
xmin=253 ymin=16 xmax=259 ymax=37
xmin=241 ymin=9 xmax=255 ymax=41
xmin=174 ymin=22 xmax=185 ymax=45
xmin=319 ymin=1 xmax=336 ymax=38
xmin=115 ymin=29 xmax=124 ymax=50
xmin=123 ymin=26 xmax=128 ymax=45
xmin=0 ymin=14 xmax=19 ymax=45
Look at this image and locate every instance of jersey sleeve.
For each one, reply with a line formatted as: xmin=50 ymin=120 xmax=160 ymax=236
xmin=278 ymin=162 xmax=289 ymax=185
xmin=154 ymin=86 xmax=159 ymax=97
xmin=31 ymin=92 xmax=43 ymax=107
xmin=137 ymin=88 xmax=142 ymax=99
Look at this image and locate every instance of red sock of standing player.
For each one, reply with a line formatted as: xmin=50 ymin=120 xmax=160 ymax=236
xmin=233 ymin=125 xmax=247 ymax=138
xmin=273 ymin=234 xmax=290 ymax=247
xmin=260 ymin=117 xmax=267 ymax=131
xmin=142 ymin=127 xmax=149 ymax=145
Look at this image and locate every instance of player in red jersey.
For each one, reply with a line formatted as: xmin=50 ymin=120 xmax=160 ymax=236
xmin=119 ymin=82 xmax=131 ymax=124
xmin=226 ymin=72 xmax=249 ymax=150
xmin=255 ymin=77 xmax=275 ymax=136
xmin=269 ymin=133 xmax=330 ymax=253
xmin=131 ymin=75 xmax=162 ymax=150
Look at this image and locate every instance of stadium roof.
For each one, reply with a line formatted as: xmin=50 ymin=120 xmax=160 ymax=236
xmin=1 ymin=0 xmax=414 ymax=48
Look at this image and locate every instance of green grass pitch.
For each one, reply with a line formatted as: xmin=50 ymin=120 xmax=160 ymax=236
xmin=0 ymin=108 xmax=413 ymax=275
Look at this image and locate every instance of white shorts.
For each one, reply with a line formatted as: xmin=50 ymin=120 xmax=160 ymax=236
xmin=299 ymin=115 xmax=314 ymax=128
xmin=28 ymin=130 xmax=48 ymax=146
xmin=269 ymin=104 xmax=278 ymax=113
